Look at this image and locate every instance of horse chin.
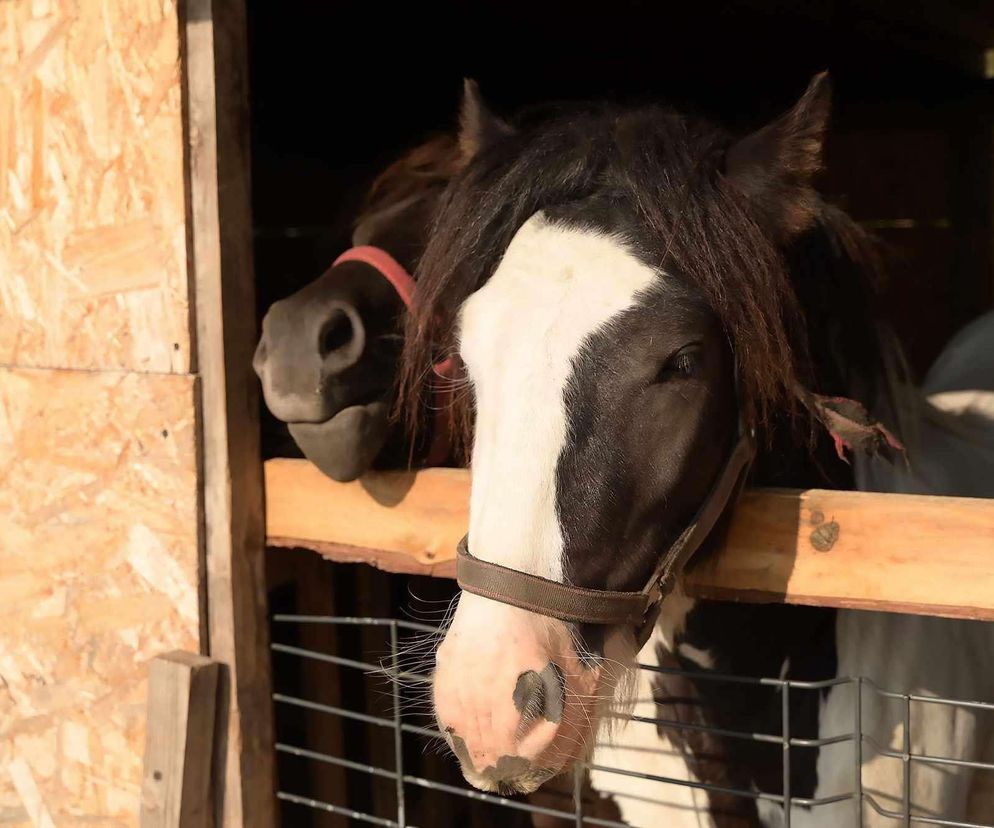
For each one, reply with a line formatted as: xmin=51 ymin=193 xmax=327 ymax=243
xmin=461 ymin=764 xmax=560 ymax=796
xmin=287 ymin=400 xmax=390 ymax=482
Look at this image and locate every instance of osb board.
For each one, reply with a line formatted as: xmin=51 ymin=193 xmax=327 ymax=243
xmin=0 ymin=0 xmax=190 ymax=373
xmin=0 ymin=366 xmax=200 ymax=824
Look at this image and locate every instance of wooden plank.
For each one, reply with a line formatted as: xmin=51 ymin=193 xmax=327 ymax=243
xmin=685 ymin=487 xmax=994 ymax=621
xmin=0 ymin=0 xmax=191 ymax=373
xmin=0 ymin=367 xmax=201 ymax=822
xmin=265 ymin=460 xmax=468 ymax=574
xmin=141 ymin=652 xmax=220 ymax=828
xmin=268 ymin=538 xmax=458 ymax=578
xmin=183 ymin=1 xmax=276 ymax=825
xmin=264 ymin=458 xmax=994 ymax=621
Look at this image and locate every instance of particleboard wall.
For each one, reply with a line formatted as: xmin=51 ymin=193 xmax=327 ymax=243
xmin=0 ymin=0 xmax=205 ymax=824
xmin=0 ymin=368 xmax=200 ymax=824
xmin=0 ymin=0 xmax=191 ymax=373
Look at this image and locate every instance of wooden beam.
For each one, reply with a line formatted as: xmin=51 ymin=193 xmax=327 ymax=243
xmin=265 ymin=461 xmax=466 ymax=577
xmin=265 ymin=458 xmax=994 ymax=622
xmin=685 ymin=487 xmax=994 ymax=620
xmin=184 ymin=2 xmax=275 ymax=825
xmin=141 ymin=652 xmax=220 ymax=828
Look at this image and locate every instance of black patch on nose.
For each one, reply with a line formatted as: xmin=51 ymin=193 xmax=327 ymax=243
xmin=449 ymin=733 xmax=536 ymax=787
xmin=513 ymin=662 xmax=565 ymax=724
xmin=488 ymin=754 xmax=531 ymax=780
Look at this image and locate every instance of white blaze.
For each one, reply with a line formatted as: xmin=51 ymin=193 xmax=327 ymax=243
xmin=458 ymin=213 xmax=658 ymax=580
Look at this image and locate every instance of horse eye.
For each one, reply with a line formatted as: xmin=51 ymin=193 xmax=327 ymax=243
xmin=654 ymin=347 xmax=701 ymax=383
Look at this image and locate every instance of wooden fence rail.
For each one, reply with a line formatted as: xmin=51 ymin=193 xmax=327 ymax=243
xmin=265 ymin=459 xmax=994 ymax=622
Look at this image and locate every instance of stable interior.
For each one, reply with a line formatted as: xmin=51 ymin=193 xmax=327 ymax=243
xmin=246 ymin=2 xmax=994 ymax=824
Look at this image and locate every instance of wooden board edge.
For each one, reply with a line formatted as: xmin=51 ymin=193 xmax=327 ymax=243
xmin=183 ymin=1 xmax=276 ymax=825
xmin=264 ymin=460 xmax=994 ymax=622
xmin=683 ymin=584 xmax=994 ymax=623
xmin=267 ymin=537 xmax=457 ymax=579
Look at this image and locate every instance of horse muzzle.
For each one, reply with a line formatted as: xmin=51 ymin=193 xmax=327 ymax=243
xmin=433 ymin=594 xmax=603 ymax=793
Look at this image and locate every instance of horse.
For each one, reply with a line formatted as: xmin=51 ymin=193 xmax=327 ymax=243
xmin=585 ymin=308 xmax=994 ymax=828
xmin=252 ymin=133 xmax=463 ymax=481
xmin=395 ymin=77 xmax=994 ymax=826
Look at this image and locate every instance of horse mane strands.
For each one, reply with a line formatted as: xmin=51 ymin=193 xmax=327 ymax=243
xmin=359 ymin=134 xmax=463 ymax=224
xmin=397 ymin=100 xmax=902 ymax=460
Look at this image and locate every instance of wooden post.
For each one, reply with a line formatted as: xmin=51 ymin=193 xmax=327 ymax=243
xmin=141 ymin=652 xmax=221 ymax=828
xmin=183 ymin=1 xmax=276 ymax=825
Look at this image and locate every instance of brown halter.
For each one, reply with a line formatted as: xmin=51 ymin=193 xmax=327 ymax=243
xmin=456 ymin=425 xmax=756 ymax=647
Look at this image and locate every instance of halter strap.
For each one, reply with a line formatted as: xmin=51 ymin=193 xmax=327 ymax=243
xmin=331 ymin=245 xmax=453 ymax=466
xmin=456 ymin=427 xmax=756 ymax=646
xmin=333 ymin=245 xmax=417 ymax=308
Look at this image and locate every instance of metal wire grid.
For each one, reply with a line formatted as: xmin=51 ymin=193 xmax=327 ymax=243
xmin=271 ymin=614 xmax=994 ymax=828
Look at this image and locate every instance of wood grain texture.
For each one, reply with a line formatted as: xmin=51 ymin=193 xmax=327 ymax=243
xmin=184 ymin=1 xmax=275 ymax=824
xmin=264 ymin=459 xmax=994 ymax=621
xmin=265 ymin=460 xmax=469 ymax=571
xmin=0 ymin=0 xmax=191 ymax=373
xmin=686 ymin=487 xmax=994 ymax=621
xmin=0 ymin=367 xmax=201 ymax=823
xmin=140 ymin=652 xmax=219 ymax=828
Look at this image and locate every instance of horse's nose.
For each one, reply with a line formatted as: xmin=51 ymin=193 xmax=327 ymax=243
xmin=433 ymin=597 xmax=584 ymax=793
xmin=436 ymin=660 xmax=565 ymax=792
xmin=254 ymin=299 xmax=366 ymax=423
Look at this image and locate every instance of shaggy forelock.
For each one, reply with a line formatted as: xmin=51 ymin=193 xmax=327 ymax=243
xmin=397 ymin=103 xmax=890 ymax=459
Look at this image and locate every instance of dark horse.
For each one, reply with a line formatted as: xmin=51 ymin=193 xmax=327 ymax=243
xmin=253 ymin=134 xmax=464 ymax=480
xmin=397 ymin=76 xmax=924 ymax=822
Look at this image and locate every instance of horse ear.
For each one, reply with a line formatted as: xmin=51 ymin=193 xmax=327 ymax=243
xmin=458 ymin=78 xmax=513 ymax=164
xmin=725 ymin=72 xmax=832 ymax=238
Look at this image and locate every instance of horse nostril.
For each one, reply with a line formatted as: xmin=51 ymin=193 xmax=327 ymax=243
xmin=514 ymin=670 xmax=546 ymax=724
xmin=319 ymin=309 xmax=354 ymax=357
xmin=514 ymin=662 xmax=565 ymax=725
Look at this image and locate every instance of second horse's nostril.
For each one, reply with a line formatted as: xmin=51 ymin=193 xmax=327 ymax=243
xmin=318 ymin=309 xmax=354 ymax=357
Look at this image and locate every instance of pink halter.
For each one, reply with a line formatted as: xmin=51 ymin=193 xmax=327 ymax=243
xmin=332 ymin=245 xmax=454 ymax=465
xmin=334 ymin=245 xmax=416 ymax=308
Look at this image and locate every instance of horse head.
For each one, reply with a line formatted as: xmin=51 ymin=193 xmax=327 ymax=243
xmin=253 ymin=132 xmax=463 ymax=480
xmin=399 ymin=76 xmax=898 ymax=794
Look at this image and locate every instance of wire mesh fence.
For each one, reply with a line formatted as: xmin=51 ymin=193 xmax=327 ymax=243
xmin=270 ymin=614 xmax=994 ymax=828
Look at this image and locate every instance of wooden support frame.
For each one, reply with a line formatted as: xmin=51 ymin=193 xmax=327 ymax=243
xmin=140 ymin=652 xmax=221 ymax=828
xmin=266 ymin=459 xmax=994 ymax=622
xmin=184 ymin=1 xmax=275 ymax=824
